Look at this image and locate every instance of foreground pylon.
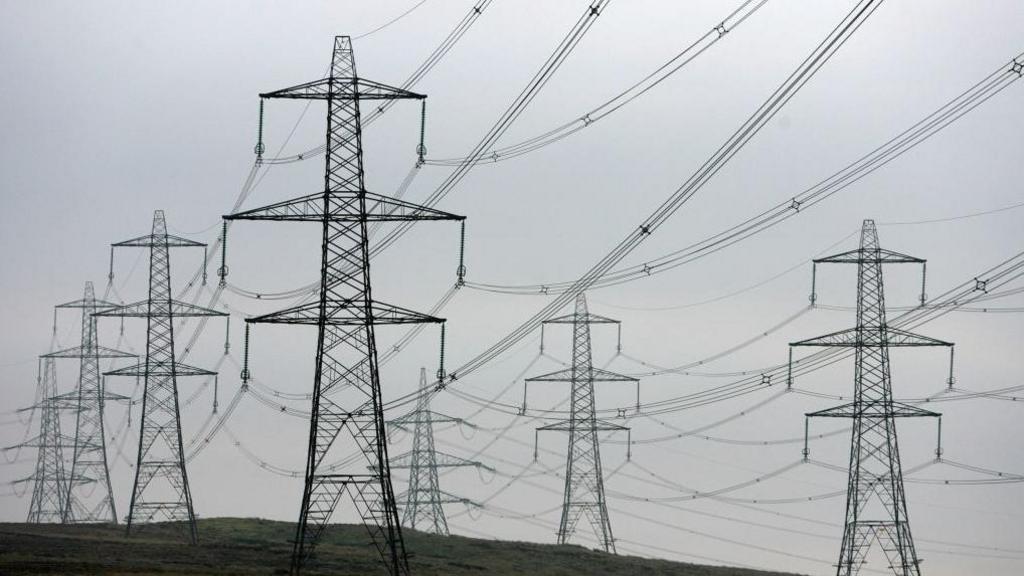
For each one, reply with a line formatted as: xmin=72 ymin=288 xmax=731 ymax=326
xmin=45 ymin=282 xmax=133 ymax=523
xmin=225 ymin=37 xmax=464 ymax=575
xmin=525 ymin=293 xmax=637 ymax=554
xmin=19 ymin=337 xmax=69 ymax=523
xmin=389 ymin=368 xmax=488 ymax=536
xmin=790 ymin=219 xmax=952 ymax=575
xmin=97 ymin=211 xmax=226 ymax=543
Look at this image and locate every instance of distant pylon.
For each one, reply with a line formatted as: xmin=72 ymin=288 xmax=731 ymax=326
xmin=96 ymin=211 xmax=227 ymax=543
xmin=789 ymin=219 xmax=953 ymax=576
xmin=524 ymin=293 xmax=637 ymax=554
xmin=20 ymin=336 xmax=69 ymax=523
xmin=225 ymin=36 xmax=463 ymax=575
xmin=389 ymin=368 xmax=489 ymax=536
xmin=43 ymin=281 xmax=134 ymax=523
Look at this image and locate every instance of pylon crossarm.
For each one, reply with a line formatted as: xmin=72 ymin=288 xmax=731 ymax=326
xmin=396 ymin=490 xmax=472 ymax=506
xmin=260 ymin=77 xmax=425 ymax=101
xmin=113 ymin=232 xmax=205 ymax=248
xmin=225 ymin=191 xmax=462 ymax=222
xmin=246 ymin=299 xmax=443 ymax=326
xmin=814 ymin=247 xmax=925 ymax=265
xmin=104 ymin=361 xmax=216 ymax=378
xmin=807 ymin=401 xmax=940 ymax=419
xmin=543 ymin=312 xmax=621 ymax=325
xmin=391 ymin=450 xmax=485 ymax=470
xmin=436 ymin=490 xmax=477 ymax=505
xmin=56 ymin=297 xmax=121 ymax=310
xmin=389 ymin=451 xmax=414 ymax=468
xmin=526 ymin=367 xmax=637 ymax=383
xmin=537 ymin=419 xmax=630 ymax=433
xmin=388 ymin=414 xmax=463 ymax=435
xmin=25 ymin=392 xmax=80 ymax=411
xmin=100 ymin=391 xmax=132 ymax=403
xmin=391 ymin=411 xmax=464 ymax=426
xmin=94 ymin=299 xmax=226 ymax=318
xmin=434 ymin=452 xmax=492 ymax=469
xmin=359 ymin=192 xmax=464 ymax=221
xmin=6 ymin=437 xmax=43 ymax=451
xmin=42 ymin=345 xmax=135 ymax=359
xmin=790 ymin=326 xmax=953 ymax=348
xmin=884 ymin=328 xmax=954 ymax=347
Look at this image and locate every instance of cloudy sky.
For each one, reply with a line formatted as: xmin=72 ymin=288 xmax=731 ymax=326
xmin=2 ymin=1 xmax=1023 ymax=574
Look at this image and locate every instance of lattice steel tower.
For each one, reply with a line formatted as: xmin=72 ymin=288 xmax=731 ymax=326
xmin=19 ymin=337 xmax=69 ymax=523
xmin=224 ymin=36 xmax=464 ymax=575
xmin=96 ymin=211 xmax=226 ymax=543
xmin=44 ymin=282 xmax=133 ymax=523
xmin=524 ymin=293 xmax=637 ymax=554
xmin=389 ymin=368 xmax=487 ymax=536
xmin=790 ymin=219 xmax=951 ymax=575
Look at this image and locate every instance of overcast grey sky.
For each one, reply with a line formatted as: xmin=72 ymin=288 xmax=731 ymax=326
xmin=2 ymin=1 xmax=1023 ymax=574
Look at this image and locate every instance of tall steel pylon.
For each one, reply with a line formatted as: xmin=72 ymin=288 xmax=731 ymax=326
xmin=789 ymin=219 xmax=952 ymax=576
xmin=96 ymin=210 xmax=226 ymax=543
xmin=43 ymin=281 xmax=133 ymax=523
xmin=389 ymin=368 xmax=488 ymax=536
xmin=18 ymin=335 xmax=69 ymax=523
xmin=224 ymin=36 xmax=464 ymax=575
xmin=524 ymin=293 xmax=637 ymax=554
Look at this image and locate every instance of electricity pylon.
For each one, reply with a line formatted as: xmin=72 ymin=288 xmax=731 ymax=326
xmin=789 ymin=219 xmax=952 ymax=576
xmin=224 ymin=36 xmax=464 ymax=575
xmin=389 ymin=368 xmax=488 ymax=536
xmin=43 ymin=281 xmax=134 ymax=523
xmin=524 ymin=293 xmax=637 ymax=554
xmin=16 ymin=335 xmax=69 ymax=523
xmin=96 ymin=210 xmax=227 ymax=543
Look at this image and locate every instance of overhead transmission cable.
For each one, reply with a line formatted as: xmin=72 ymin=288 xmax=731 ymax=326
xmin=466 ymin=48 xmax=1024 ymax=296
xmin=353 ymin=0 xmax=430 ymax=40
xmin=424 ymin=0 xmax=770 ymax=166
xmin=441 ymin=248 xmax=1024 ymax=420
xmin=390 ymin=0 xmax=890 ymax=403
xmin=260 ymin=0 xmax=497 ymax=165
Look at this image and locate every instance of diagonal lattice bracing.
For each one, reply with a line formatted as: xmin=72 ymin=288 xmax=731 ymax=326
xmin=42 ymin=282 xmax=133 ymax=524
xmin=524 ymin=293 xmax=637 ymax=554
xmin=18 ymin=337 xmax=70 ymax=524
xmin=225 ymin=36 xmax=463 ymax=575
xmin=388 ymin=368 xmax=488 ymax=536
xmin=96 ymin=211 xmax=226 ymax=543
xmin=789 ymin=219 xmax=953 ymax=576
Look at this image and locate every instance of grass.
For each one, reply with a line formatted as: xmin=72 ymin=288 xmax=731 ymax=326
xmin=0 ymin=517 xmax=804 ymax=576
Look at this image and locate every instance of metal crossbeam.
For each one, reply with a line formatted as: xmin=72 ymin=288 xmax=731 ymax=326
xmin=791 ymin=327 xmax=953 ymax=348
xmin=225 ymin=36 xmax=463 ymax=575
xmin=42 ymin=345 xmax=136 ymax=359
xmin=525 ymin=293 xmax=635 ymax=554
xmin=790 ymin=220 xmax=954 ymax=576
xmin=51 ymin=282 xmax=134 ymax=524
xmin=261 ymin=77 xmax=424 ymax=101
xmin=24 ymin=343 xmax=68 ymax=523
xmin=388 ymin=368 xmax=487 ymax=536
xmin=247 ymin=300 xmax=443 ymax=327
xmin=226 ymin=191 xmax=460 ymax=222
xmin=104 ymin=210 xmax=224 ymax=544
xmin=96 ymin=299 xmax=226 ymax=319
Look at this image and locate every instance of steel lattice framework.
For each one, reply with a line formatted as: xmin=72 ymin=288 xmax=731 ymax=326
xmin=96 ymin=211 xmax=226 ymax=543
xmin=225 ymin=36 xmax=463 ymax=575
xmin=389 ymin=368 xmax=487 ymax=536
xmin=20 ymin=340 xmax=69 ymax=523
xmin=525 ymin=293 xmax=637 ymax=554
xmin=43 ymin=282 xmax=134 ymax=523
xmin=790 ymin=219 xmax=952 ymax=576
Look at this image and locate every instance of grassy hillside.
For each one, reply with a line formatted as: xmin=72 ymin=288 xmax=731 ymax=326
xmin=0 ymin=517 xmax=803 ymax=576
